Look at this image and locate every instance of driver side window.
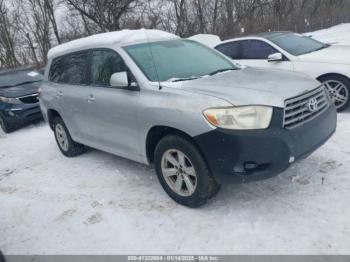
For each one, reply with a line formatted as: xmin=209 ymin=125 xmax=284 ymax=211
xmin=90 ymin=50 xmax=128 ymax=87
xmin=240 ymin=40 xmax=277 ymax=60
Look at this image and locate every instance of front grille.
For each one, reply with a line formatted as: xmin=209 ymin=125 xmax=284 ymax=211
xmin=18 ymin=93 xmax=39 ymax=104
xmin=283 ymin=86 xmax=330 ymax=129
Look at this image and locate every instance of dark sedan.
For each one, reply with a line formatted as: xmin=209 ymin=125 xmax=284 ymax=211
xmin=0 ymin=68 xmax=44 ymax=133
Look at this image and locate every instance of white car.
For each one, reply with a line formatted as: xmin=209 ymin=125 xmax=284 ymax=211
xmin=214 ymin=32 xmax=350 ymax=111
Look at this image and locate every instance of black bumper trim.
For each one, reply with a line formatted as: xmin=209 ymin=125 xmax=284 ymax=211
xmin=0 ymin=104 xmax=43 ymax=126
xmin=194 ymin=105 xmax=337 ymax=184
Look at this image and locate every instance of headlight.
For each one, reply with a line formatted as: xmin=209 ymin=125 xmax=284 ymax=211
xmin=0 ymin=96 xmax=22 ymax=104
xmin=203 ymin=106 xmax=273 ymax=130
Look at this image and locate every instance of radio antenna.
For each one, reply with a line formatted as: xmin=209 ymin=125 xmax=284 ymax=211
xmin=144 ymin=29 xmax=162 ymax=90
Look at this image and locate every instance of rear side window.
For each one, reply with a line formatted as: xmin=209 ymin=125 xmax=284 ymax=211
xmin=49 ymin=51 xmax=88 ymax=85
xmin=49 ymin=57 xmax=64 ymax=83
xmin=90 ymin=50 xmax=128 ymax=86
xmin=240 ymin=40 xmax=277 ymax=59
xmin=215 ymin=42 xmax=241 ymax=60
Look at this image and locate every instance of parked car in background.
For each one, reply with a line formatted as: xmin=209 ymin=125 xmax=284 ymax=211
xmin=214 ymin=32 xmax=350 ymax=111
xmin=0 ymin=67 xmax=43 ymax=133
xmin=40 ymin=29 xmax=336 ymax=207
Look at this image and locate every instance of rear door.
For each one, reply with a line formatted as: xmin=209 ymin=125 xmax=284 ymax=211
xmin=47 ymin=51 xmax=90 ymax=140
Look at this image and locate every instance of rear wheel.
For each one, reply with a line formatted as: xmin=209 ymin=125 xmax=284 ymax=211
xmin=320 ymin=75 xmax=350 ymax=112
xmin=0 ymin=116 xmax=14 ymax=134
xmin=154 ymin=135 xmax=220 ymax=207
xmin=53 ymin=117 xmax=85 ymax=157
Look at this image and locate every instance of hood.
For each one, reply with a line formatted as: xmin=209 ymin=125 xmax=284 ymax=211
xmin=298 ymin=45 xmax=350 ymax=65
xmin=0 ymin=81 xmax=41 ymax=98
xmin=161 ymin=68 xmax=320 ymax=108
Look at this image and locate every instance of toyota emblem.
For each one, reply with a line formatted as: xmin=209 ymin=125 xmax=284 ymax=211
xmin=307 ymin=98 xmax=318 ymax=112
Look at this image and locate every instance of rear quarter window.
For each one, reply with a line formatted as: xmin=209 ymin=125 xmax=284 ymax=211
xmin=48 ymin=56 xmax=64 ymax=83
xmin=49 ymin=51 xmax=88 ymax=85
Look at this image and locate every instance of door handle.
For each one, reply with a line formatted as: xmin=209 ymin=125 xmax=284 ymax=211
xmin=87 ymin=94 xmax=95 ymax=103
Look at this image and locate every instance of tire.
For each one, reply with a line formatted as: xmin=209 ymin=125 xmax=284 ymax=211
xmin=319 ymin=75 xmax=350 ymax=112
xmin=53 ymin=117 xmax=85 ymax=157
xmin=154 ymin=134 xmax=220 ymax=207
xmin=0 ymin=116 xmax=14 ymax=134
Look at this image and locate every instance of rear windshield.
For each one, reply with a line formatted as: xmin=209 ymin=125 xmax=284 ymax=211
xmin=0 ymin=69 xmax=43 ymax=88
xmin=124 ymin=39 xmax=236 ymax=82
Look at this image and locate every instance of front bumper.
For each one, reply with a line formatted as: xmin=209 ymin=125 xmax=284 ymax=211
xmin=194 ymin=105 xmax=337 ymax=184
xmin=0 ymin=102 xmax=43 ymax=126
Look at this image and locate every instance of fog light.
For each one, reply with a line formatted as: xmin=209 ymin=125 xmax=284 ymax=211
xmin=289 ymin=156 xmax=295 ymax=163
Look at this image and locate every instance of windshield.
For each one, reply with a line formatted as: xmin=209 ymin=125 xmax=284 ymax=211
xmin=269 ymin=33 xmax=329 ymax=56
xmin=0 ymin=69 xmax=43 ymax=88
xmin=124 ymin=39 xmax=237 ymax=82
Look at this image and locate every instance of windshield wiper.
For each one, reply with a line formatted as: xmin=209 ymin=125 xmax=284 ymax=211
xmin=209 ymin=68 xmax=236 ymax=76
xmin=167 ymin=76 xmax=201 ymax=82
xmin=14 ymin=80 xmax=41 ymax=86
xmin=0 ymin=80 xmax=41 ymax=88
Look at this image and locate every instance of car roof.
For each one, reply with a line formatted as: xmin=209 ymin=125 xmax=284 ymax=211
xmin=47 ymin=29 xmax=179 ymax=60
xmin=250 ymin=31 xmax=292 ymax=39
xmin=217 ymin=31 xmax=292 ymax=46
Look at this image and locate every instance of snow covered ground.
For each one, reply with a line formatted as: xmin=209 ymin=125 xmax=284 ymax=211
xmin=307 ymin=23 xmax=350 ymax=45
xmin=1 ymin=110 xmax=350 ymax=255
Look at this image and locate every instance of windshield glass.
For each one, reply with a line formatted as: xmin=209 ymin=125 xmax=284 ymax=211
xmin=269 ymin=33 xmax=329 ymax=56
xmin=124 ymin=40 xmax=237 ymax=82
xmin=0 ymin=69 xmax=43 ymax=88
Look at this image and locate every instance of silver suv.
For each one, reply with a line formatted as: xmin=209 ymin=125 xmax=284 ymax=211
xmin=40 ymin=29 xmax=337 ymax=207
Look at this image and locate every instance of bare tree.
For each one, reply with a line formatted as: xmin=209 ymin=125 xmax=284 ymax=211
xmin=44 ymin=0 xmax=61 ymax=44
xmin=65 ymin=0 xmax=139 ymax=32
xmin=0 ymin=0 xmax=20 ymax=68
xmin=1 ymin=0 xmax=350 ymax=70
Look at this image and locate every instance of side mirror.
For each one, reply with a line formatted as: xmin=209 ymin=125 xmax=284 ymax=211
xmin=268 ymin=52 xmax=283 ymax=62
xmin=110 ymin=72 xmax=129 ymax=88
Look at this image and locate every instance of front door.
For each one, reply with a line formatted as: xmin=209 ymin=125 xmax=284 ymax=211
xmin=77 ymin=49 xmax=141 ymax=160
xmin=238 ymin=40 xmax=294 ymax=71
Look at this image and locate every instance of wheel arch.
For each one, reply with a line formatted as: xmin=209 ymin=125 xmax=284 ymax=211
xmin=145 ymin=125 xmax=208 ymax=165
xmin=47 ymin=109 xmax=62 ymax=130
xmin=317 ymin=73 xmax=350 ymax=82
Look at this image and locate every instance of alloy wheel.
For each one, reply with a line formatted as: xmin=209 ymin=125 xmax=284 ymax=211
xmin=324 ymin=80 xmax=349 ymax=109
xmin=55 ymin=123 xmax=69 ymax=151
xmin=161 ymin=149 xmax=197 ymax=197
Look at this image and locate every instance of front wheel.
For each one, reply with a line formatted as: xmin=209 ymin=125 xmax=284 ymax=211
xmin=0 ymin=116 xmax=14 ymax=134
xmin=320 ymin=75 xmax=350 ymax=112
xmin=154 ymin=135 xmax=220 ymax=207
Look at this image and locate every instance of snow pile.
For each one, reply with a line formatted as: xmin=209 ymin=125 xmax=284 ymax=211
xmin=307 ymin=23 xmax=350 ymax=45
xmin=188 ymin=34 xmax=222 ymax=48
xmin=48 ymin=29 xmax=179 ymax=59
